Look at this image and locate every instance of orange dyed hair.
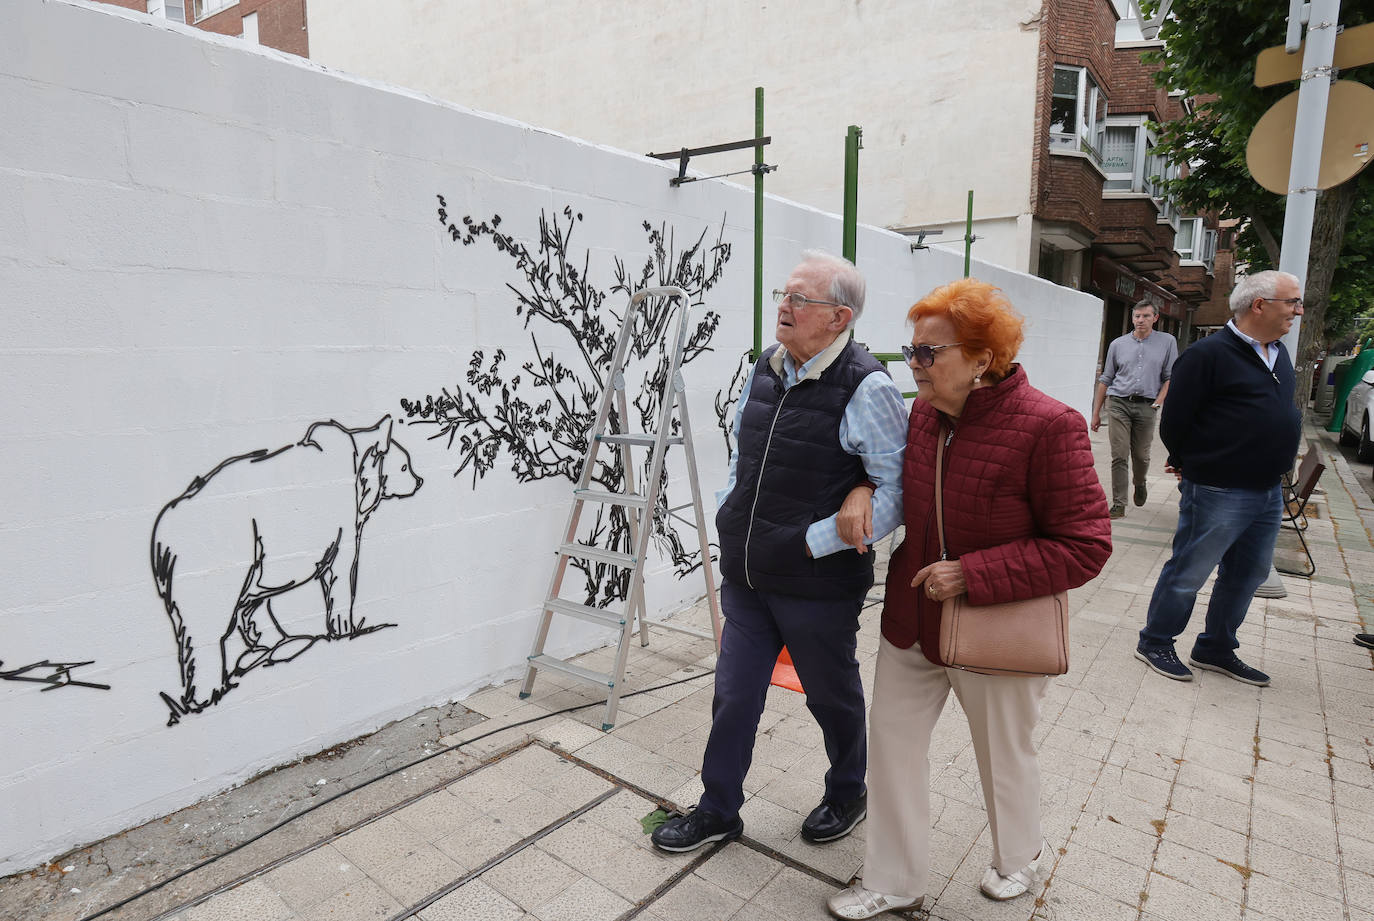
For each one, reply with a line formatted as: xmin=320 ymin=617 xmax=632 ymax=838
xmin=908 ymin=278 xmax=1025 ymax=381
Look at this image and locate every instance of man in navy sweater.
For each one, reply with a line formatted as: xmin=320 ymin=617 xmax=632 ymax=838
xmin=1135 ymin=270 xmax=1303 ymax=687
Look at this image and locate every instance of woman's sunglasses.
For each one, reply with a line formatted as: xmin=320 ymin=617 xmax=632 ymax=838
xmin=901 ymin=343 xmax=963 ymax=368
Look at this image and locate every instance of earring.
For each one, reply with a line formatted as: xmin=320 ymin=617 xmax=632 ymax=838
xmin=973 ymin=374 xmax=982 ymax=386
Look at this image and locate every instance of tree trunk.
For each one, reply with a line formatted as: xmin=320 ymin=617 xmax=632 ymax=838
xmin=1294 ymin=181 xmax=1358 ymax=417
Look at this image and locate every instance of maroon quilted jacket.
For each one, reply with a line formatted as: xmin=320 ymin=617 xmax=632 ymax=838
xmin=882 ymin=365 xmax=1112 ymax=662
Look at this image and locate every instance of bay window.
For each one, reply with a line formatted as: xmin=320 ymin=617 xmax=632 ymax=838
xmin=1050 ymin=66 xmax=1105 ymax=161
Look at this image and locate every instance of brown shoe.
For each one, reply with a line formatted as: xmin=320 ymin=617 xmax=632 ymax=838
xmin=1109 ymin=504 xmax=1126 ymax=519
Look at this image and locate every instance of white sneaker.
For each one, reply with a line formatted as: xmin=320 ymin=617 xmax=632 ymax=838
xmin=979 ymin=840 xmax=1050 ymax=901
xmin=827 ymin=885 xmax=922 ymax=919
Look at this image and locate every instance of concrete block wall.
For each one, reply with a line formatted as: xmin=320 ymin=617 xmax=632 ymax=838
xmin=0 ymin=0 xmax=1103 ymax=873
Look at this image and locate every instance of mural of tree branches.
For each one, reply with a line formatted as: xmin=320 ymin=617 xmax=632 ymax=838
xmin=401 ymin=201 xmax=732 ymax=607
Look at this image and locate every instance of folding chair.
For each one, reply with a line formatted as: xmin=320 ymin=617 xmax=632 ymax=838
xmin=1275 ymin=448 xmax=1325 ymax=577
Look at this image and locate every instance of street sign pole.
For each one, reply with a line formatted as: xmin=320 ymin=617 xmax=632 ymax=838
xmin=1278 ymin=0 xmax=1342 ymax=362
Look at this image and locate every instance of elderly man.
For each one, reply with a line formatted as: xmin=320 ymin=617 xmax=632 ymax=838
xmin=1135 ymin=270 xmax=1303 ymax=687
xmin=1091 ymin=301 xmax=1177 ymax=518
xmin=651 ymin=251 xmax=907 ymax=852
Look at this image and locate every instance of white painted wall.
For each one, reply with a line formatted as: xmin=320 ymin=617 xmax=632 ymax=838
xmin=0 ymin=0 xmax=1100 ymax=874
xmin=309 ymin=0 xmax=1044 ymax=261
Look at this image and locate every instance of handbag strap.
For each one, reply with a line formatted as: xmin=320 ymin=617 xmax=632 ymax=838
xmin=934 ymin=423 xmax=948 ymax=561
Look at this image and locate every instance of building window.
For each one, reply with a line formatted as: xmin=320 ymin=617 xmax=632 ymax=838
xmin=1103 ymin=120 xmax=1146 ymax=191
xmin=195 ymin=0 xmax=236 ymax=20
xmin=147 ymin=0 xmax=186 ymax=23
xmin=1049 ymin=65 xmax=1105 ymax=161
xmin=1176 ymin=218 xmax=1217 ymax=273
xmin=1175 ymin=217 xmax=1196 ymax=259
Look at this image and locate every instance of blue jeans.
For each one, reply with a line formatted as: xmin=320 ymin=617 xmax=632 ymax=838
xmin=697 ymin=581 xmax=867 ymax=819
xmin=1139 ymin=479 xmax=1282 ymax=655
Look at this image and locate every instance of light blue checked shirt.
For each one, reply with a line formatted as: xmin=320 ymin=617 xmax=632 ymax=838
xmin=718 ymin=341 xmax=908 ymax=558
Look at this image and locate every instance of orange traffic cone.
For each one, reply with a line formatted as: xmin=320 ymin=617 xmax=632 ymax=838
xmin=769 ymin=646 xmax=804 ymax=693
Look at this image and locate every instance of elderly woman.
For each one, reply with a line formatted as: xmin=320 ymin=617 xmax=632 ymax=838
xmin=828 ymin=279 xmax=1111 ymax=920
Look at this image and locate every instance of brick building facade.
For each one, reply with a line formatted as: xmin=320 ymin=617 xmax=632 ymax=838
xmin=96 ymin=0 xmax=308 ymax=57
xmin=1029 ymin=0 xmax=1226 ymax=364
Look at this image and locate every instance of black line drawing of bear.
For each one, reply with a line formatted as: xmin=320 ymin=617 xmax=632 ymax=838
xmin=150 ymin=415 xmax=422 ymax=724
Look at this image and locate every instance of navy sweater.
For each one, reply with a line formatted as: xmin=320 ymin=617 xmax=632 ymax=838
xmin=1159 ymin=326 xmax=1301 ymax=489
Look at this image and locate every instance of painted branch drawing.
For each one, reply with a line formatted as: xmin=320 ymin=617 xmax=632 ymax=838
xmin=401 ymin=202 xmax=731 ymax=606
xmin=0 ymin=659 xmax=111 ymax=691
xmin=150 ymin=416 xmax=422 ymax=725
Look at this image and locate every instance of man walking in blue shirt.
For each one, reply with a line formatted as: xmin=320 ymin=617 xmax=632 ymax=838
xmin=1091 ymin=301 xmax=1177 ymax=519
xmin=651 ymin=251 xmax=907 ymax=853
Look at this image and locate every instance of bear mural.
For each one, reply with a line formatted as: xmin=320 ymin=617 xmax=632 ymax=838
xmin=150 ymin=416 xmax=422 ymax=724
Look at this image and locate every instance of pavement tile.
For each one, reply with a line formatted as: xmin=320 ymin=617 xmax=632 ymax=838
xmin=1245 ymin=871 xmax=1346 ymax=921
xmin=1053 ymin=843 xmax=1149 ymax=907
xmin=535 ymin=814 xmax=637 ymax=876
xmin=738 ymin=793 xmax=806 ymax=852
xmin=1140 ymin=871 xmax=1242 ymax=921
xmin=478 ymin=844 xmax=581 ymax=911
xmin=417 ymin=878 xmax=523 ymax=921
xmin=1150 ymin=839 xmax=1246 ymax=904
xmin=179 ymin=880 xmax=297 ymax=921
xmin=648 ymin=871 xmax=745 ymax=921
xmin=368 ymin=843 xmax=465 ymax=905
xmin=530 ymin=875 xmax=632 ymax=921
xmin=330 ymin=815 xmax=425 ymax=876
xmin=1165 ymin=785 xmax=1250 ymax=835
xmin=258 ymin=844 xmax=359 ymax=913
xmin=748 ymin=866 xmax=836 ymax=921
xmin=294 ymin=876 xmax=402 ymax=921
xmin=431 ymin=811 xmax=524 ymax=867
xmin=1072 ymin=814 xmax=1160 ymax=868
xmin=586 ymin=841 xmax=678 ymax=902
xmin=692 ymin=841 xmax=782 ymax=900
xmin=1030 ymin=876 xmax=1139 ymax=921
xmin=1158 ymin=813 xmax=1248 ymax=865
xmin=1249 ymin=805 xmax=1339 ymax=858
xmin=391 ymin=789 xmax=484 ymax=842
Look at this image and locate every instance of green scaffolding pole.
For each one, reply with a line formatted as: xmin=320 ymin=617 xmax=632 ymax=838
xmin=842 ymin=126 xmax=861 ymax=263
xmin=964 ymin=189 xmax=974 ymax=277
xmin=753 ymin=87 xmax=765 ymax=361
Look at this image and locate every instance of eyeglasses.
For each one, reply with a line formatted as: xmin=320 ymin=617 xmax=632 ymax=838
xmin=1260 ymin=297 xmax=1303 ymax=308
xmin=901 ymin=343 xmax=963 ymax=367
xmin=772 ymin=289 xmax=847 ymax=310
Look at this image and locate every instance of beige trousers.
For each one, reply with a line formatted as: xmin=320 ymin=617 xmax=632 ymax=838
xmin=861 ymin=637 xmax=1049 ymax=897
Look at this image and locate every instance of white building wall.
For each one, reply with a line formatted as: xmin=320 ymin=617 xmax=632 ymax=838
xmin=309 ymin=0 xmax=1045 ymax=269
xmin=0 ymin=0 xmax=1100 ymax=874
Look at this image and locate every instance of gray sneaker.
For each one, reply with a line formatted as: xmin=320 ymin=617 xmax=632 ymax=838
xmin=1135 ymin=647 xmax=1193 ymax=681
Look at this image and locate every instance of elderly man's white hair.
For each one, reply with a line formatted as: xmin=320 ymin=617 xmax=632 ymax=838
xmin=799 ymin=249 xmax=866 ymax=328
xmin=1230 ymin=270 xmax=1300 ymax=317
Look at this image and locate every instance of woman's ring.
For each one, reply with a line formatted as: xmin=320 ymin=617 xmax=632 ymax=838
xmin=927 ymin=584 xmax=935 ymax=597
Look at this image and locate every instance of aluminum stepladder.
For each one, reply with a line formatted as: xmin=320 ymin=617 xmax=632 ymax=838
xmin=519 ymin=285 xmax=723 ymax=730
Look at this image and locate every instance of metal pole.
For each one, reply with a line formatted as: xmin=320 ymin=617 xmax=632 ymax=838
xmin=753 ymin=87 xmax=765 ymax=362
xmin=964 ymin=190 xmax=974 ymax=277
xmin=1260 ymin=0 xmax=1340 ymax=600
xmin=1277 ymin=0 xmax=1341 ymax=362
xmin=842 ymin=126 xmax=861 ymax=262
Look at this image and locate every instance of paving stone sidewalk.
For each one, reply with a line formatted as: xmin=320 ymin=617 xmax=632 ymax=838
xmin=5 ymin=426 xmax=1372 ymax=921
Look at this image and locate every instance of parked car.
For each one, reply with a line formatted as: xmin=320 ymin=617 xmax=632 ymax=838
xmin=1339 ymin=368 xmax=1374 ymax=463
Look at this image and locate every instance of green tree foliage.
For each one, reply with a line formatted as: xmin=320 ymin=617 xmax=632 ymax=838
xmin=1144 ymin=1 xmax=1373 ymax=383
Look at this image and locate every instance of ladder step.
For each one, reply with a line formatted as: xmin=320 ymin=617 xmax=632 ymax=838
xmin=558 ymin=542 xmax=637 ymax=567
xmin=597 ymin=433 xmax=683 ymax=447
xmin=637 ymin=619 xmax=716 ymax=642
xmin=527 ymin=654 xmax=615 ymax=688
xmin=575 ymin=488 xmax=649 ymax=509
xmin=545 ymin=597 xmax=625 ymax=628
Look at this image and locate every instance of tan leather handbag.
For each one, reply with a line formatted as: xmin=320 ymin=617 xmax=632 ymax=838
xmin=932 ymin=426 xmax=1069 ymax=677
